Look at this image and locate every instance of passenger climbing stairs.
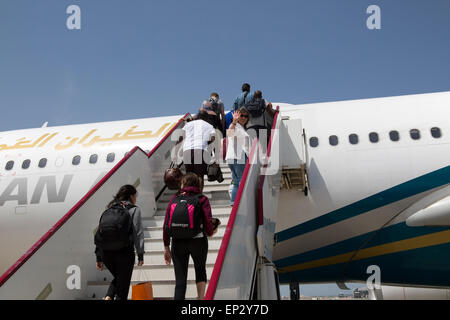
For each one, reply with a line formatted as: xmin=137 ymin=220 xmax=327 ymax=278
xmin=86 ymin=164 xmax=233 ymax=300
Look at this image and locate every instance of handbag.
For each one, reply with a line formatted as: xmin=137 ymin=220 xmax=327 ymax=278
xmin=131 ymin=270 xmax=154 ymax=300
xmin=207 ymin=163 xmax=224 ymax=183
xmin=164 ymin=162 xmax=183 ymax=190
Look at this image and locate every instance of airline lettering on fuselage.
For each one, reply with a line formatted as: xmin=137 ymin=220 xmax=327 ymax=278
xmin=0 ymin=175 xmax=74 ymax=206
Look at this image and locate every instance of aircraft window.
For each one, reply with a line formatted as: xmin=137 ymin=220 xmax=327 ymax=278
xmin=349 ymin=134 xmax=359 ymax=145
xmin=38 ymin=158 xmax=47 ymax=168
xmin=431 ymin=127 xmax=442 ymax=138
xmin=309 ymin=137 xmax=319 ymax=148
xmin=5 ymin=161 xmax=14 ymax=171
xmin=89 ymin=154 xmax=98 ymax=164
xmin=22 ymin=159 xmax=31 ymax=169
xmin=72 ymin=155 xmax=81 ymax=165
xmin=329 ymin=135 xmax=338 ymax=146
xmin=410 ymin=129 xmax=421 ymax=140
xmin=369 ymin=132 xmax=379 ymax=143
xmin=389 ymin=130 xmax=400 ymax=142
xmin=106 ymin=153 xmax=115 ymax=163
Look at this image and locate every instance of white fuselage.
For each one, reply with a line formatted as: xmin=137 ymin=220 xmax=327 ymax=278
xmin=272 ymin=91 xmax=450 ymax=287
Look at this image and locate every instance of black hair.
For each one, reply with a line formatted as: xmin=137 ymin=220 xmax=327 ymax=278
xmin=107 ymin=184 xmax=137 ymax=208
xmin=197 ymin=109 xmax=209 ymax=121
xmin=241 ymin=83 xmax=251 ymax=93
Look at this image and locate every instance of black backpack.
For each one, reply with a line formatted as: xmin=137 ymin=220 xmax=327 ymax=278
xmin=245 ymin=96 xmax=265 ymax=118
xmin=165 ymin=194 xmax=203 ymax=239
xmin=94 ymin=202 xmax=135 ymax=251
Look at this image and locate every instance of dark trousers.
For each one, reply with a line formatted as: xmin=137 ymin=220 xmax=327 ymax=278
xmin=183 ymin=149 xmax=209 ymax=189
xmin=183 ymin=149 xmax=209 ymax=175
xmin=103 ymin=248 xmax=135 ymax=300
xmin=171 ymin=237 xmax=208 ymax=300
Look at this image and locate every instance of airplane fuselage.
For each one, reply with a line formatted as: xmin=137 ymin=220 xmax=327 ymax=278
xmin=1 ymin=91 xmax=449 ymax=289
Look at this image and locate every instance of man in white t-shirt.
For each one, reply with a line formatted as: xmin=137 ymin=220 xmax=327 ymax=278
xmin=182 ymin=110 xmax=217 ymax=187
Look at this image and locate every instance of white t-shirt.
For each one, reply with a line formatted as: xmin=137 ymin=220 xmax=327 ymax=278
xmin=226 ymin=123 xmax=250 ymax=162
xmin=182 ymin=120 xmax=216 ymax=151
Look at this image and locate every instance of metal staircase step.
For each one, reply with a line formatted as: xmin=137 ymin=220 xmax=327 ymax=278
xmin=131 ymin=264 xmax=215 ymax=282
xmin=86 ymin=280 xmax=205 ymax=300
xmin=144 ymin=224 xmax=227 ymax=239
xmin=144 ymin=234 xmax=225 ymax=252
xmin=144 ymin=249 xmax=219 ymax=266
xmin=142 ymin=209 xmax=230 ymax=228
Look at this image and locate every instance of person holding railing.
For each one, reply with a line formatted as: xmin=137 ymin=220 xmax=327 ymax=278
xmin=163 ymin=173 xmax=217 ymax=300
xmin=244 ymin=90 xmax=275 ymax=159
xmin=245 ymin=90 xmax=275 ymax=141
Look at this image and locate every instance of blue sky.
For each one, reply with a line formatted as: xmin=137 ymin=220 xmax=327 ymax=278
xmin=1 ymin=0 xmax=449 ymax=296
xmin=1 ymin=0 xmax=449 ymax=132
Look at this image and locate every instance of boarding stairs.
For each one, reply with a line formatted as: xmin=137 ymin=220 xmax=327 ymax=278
xmin=0 ymin=108 xmax=307 ymax=300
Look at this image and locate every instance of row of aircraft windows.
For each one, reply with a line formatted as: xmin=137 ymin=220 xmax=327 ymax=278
xmin=2 ymin=151 xmax=140 ymax=171
xmin=309 ymin=127 xmax=443 ymax=148
xmin=1 ymin=127 xmax=444 ymax=169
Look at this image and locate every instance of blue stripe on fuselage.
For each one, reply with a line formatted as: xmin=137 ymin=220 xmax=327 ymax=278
xmin=274 ymin=222 xmax=450 ymax=269
xmin=277 ymin=241 xmax=450 ymax=287
xmin=276 ymin=166 xmax=450 ymax=243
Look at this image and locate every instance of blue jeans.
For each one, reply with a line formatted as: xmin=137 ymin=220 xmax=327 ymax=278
xmin=228 ymin=159 xmax=246 ymax=205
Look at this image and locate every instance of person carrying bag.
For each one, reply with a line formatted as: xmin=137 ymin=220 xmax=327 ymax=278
xmin=162 ymin=173 xmax=218 ymax=300
xmin=94 ymin=185 xmax=145 ymax=300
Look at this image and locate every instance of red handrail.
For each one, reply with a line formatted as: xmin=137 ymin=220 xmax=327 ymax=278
xmin=204 ymin=140 xmax=259 ymax=300
xmin=0 ymin=114 xmax=188 ymax=288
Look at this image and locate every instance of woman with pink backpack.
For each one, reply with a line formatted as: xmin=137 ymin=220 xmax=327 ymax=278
xmin=162 ymin=173 xmax=218 ymax=300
